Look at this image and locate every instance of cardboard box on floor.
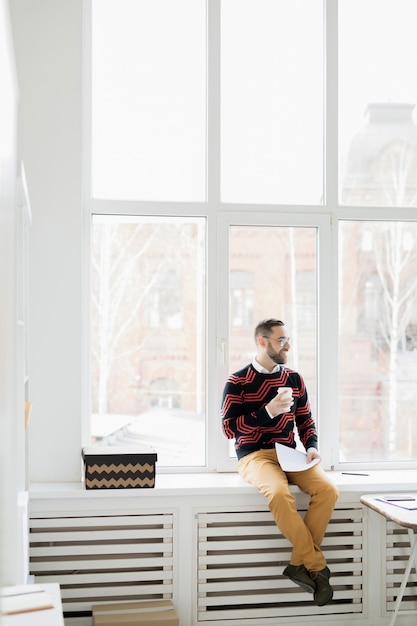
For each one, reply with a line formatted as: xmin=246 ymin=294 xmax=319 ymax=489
xmin=92 ymin=600 xmax=178 ymax=626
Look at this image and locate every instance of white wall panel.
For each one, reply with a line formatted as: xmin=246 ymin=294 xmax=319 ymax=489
xmin=10 ymin=0 xmax=83 ymax=482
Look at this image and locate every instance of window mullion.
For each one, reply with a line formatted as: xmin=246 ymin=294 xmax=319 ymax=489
xmin=207 ymin=0 xmax=221 ymax=204
xmin=318 ymin=0 xmax=340 ymax=469
xmin=324 ymin=0 xmax=338 ymax=209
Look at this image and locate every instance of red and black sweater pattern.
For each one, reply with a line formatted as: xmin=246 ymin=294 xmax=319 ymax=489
xmin=221 ymin=364 xmax=318 ymax=460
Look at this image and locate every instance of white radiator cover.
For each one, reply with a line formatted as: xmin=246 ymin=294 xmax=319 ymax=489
xmin=29 ymin=512 xmax=174 ymax=626
xmin=28 ymin=498 xmax=417 ymax=626
xmin=197 ymin=506 xmax=364 ymax=622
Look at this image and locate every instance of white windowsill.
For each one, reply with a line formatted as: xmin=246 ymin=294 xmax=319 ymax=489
xmin=30 ymin=468 xmax=417 ymax=500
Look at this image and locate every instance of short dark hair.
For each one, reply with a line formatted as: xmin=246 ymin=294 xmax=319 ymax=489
xmin=254 ymin=318 xmax=285 ymax=342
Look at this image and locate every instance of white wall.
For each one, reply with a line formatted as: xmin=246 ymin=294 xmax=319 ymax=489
xmin=10 ymin=0 xmax=84 ymax=482
xmin=0 ymin=0 xmax=19 ymax=586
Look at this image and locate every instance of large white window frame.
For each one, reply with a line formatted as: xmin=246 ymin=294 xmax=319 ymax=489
xmin=83 ymin=0 xmax=417 ymax=473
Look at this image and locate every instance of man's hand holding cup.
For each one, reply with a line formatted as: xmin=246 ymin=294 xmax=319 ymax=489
xmin=267 ymin=387 xmax=294 ymax=417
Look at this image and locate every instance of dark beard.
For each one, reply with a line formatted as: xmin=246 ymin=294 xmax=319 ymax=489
xmin=267 ymin=346 xmax=286 ymax=365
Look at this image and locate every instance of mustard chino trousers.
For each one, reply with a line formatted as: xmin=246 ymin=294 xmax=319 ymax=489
xmin=238 ymin=448 xmax=339 ymax=572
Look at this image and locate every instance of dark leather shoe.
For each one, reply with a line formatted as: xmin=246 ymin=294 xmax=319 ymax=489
xmin=283 ymin=564 xmax=316 ymax=594
xmin=310 ymin=566 xmax=333 ymax=606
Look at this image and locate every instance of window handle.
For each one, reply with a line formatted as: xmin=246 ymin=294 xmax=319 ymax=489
xmin=220 ymin=338 xmax=227 ymax=365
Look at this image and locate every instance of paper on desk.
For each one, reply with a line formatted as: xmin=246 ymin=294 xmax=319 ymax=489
xmin=376 ymin=496 xmax=417 ymax=510
xmin=0 ymin=587 xmax=54 ymax=615
xmin=275 ymin=443 xmax=320 ymax=472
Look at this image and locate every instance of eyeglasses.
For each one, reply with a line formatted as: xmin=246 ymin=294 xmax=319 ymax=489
xmin=263 ymin=335 xmax=291 ymax=347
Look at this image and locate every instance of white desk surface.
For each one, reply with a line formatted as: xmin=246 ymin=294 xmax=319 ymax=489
xmin=360 ymin=493 xmax=417 ymax=530
xmin=1 ymin=584 xmax=64 ymax=626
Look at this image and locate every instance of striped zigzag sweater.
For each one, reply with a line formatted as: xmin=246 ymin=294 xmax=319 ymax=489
xmin=221 ymin=363 xmax=318 ymax=460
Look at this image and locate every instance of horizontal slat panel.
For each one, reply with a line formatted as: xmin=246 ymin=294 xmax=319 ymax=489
xmin=199 ymin=551 xmax=289 ymax=566
xmin=30 ymin=527 xmax=172 ymax=542
xmin=198 ymin=520 xmax=363 ymax=539
xmin=31 ymin=568 xmax=173 ymax=585
xmin=197 ymin=507 xmax=363 ymax=525
xmin=198 ymin=586 xmax=364 ymax=608
xmin=198 ymin=533 xmax=363 ymax=553
xmin=198 ymin=572 xmax=362 ymax=594
xmin=386 ymin=548 xmax=412 ymax=556
xmin=30 ymin=556 xmax=173 ymax=572
xmin=196 ymin=602 xmax=364 ymax=622
xmin=198 ymin=538 xmax=288 ymax=552
xmin=386 ymin=568 xmax=415 ymax=580
xmin=198 ymin=546 xmax=363 ymax=567
xmin=198 ymin=511 xmax=276 ymax=524
xmin=60 ymin=582 xmax=173 ymax=600
xmin=199 ymin=560 xmax=363 ymax=581
xmin=30 ymin=542 xmax=171 ymax=558
xmin=30 ymin=514 xmax=173 ymax=528
xmin=387 ymin=599 xmax=417 ymax=611
xmin=199 ymin=565 xmax=281 ymax=580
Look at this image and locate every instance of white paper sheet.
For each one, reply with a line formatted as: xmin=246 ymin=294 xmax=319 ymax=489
xmin=275 ymin=443 xmax=321 ymax=472
xmin=1 ymin=588 xmax=54 ymax=615
xmin=376 ymin=495 xmax=417 ymax=510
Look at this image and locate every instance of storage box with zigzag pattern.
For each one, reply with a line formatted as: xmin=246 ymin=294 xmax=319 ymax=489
xmin=82 ymin=446 xmax=157 ymax=489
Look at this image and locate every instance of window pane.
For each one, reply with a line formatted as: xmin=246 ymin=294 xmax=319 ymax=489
xmin=228 ymin=225 xmax=317 ymax=456
xmin=339 ymin=0 xmax=417 ymax=207
xmin=91 ymin=215 xmax=206 ymax=466
xmin=91 ymin=0 xmax=206 ymax=201
xmin=339 ymin=221 xmax=417 ymax=462
xmin=221 ymin=0 xmax=324 ymax=204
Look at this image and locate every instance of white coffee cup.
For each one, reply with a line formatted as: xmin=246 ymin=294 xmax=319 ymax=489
xmin=277 ymin=387 xmax=293 ymax=410
xmin=277 ymin=387 xmax=293 ymax=401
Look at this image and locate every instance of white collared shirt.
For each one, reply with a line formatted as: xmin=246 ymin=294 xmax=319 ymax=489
xmin=252 ymin=357 xmax=281 ymax=375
